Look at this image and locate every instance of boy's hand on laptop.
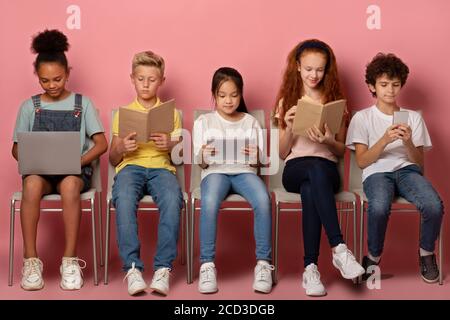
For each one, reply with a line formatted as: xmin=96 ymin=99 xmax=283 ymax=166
xmin=119 ymin=132 xmax=138 ymax=153
xmin=150 ymin=133 xmax=170 ymax=151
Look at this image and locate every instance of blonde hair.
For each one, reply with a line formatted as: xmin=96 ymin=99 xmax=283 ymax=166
xmin=132 ymin=51 xmax=165 ymax=76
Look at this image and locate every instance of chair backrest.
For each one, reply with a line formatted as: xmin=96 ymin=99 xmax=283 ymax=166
xmin=108 ymin=109 xmax=185 ymax=194
xmin=87 ymin=138 xmax=102 ymax=192
xmin=268 ymin=121 xmax=284 ymax=190
xmin=268 ymin=120 xmax=345 ymax=192
xmin=189 ymin=109 xmax=266 ymax=193
xmin=348 ymin=149 xmax=363 ymax=191
xmin=87 ymin=109 xmax=102 ymax=192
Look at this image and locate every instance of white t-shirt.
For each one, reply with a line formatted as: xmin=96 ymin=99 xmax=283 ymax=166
xmin=346 ymin=105 xmax=432 ymax=182
xmin=193 ymin=111 xmax=264 ymax=180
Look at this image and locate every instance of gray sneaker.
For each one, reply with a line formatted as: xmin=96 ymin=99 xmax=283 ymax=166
xmin=419 ymin=254 xmax=439 ymax=283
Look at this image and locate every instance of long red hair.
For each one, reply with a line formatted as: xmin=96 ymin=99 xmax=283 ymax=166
xmin=272 ymin=39 xmax=345 ymax=128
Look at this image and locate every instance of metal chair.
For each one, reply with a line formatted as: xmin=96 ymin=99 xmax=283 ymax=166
xmin=348 ymin=150 xmax=444 ymax=285
xmin=103 ymin=109 xmax=189 ymax=284
xmin=9 ymin=139 xmax=102 ymax=286
xmin=269 ymin=121 xmax=358 ymax=284
xmin=187 ymin=109 xmax=266 ymax=284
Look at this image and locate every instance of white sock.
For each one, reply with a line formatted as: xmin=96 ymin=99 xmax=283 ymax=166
xmin=419 ymin=248 xmax=433 ymax=257
xmin=368 ymin=253 xmax=381 ymax=263
xmin=257 ymin=260 xmax=269 ymax=266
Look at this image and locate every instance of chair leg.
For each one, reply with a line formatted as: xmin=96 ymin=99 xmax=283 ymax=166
xmin=188 ymin=198 xmax=196 ymax=284
xmin=98 ymin=192 xmax=104 ymax=267
xmin=439 ymin=220 xmax=443 ymax=285
xmin=345 ymin=203 xmax=350 ymax=244
xmin=104 ymin=199 xmax=111 ymax=285
xmin=353 ymin=201 xmax=357 ymax=259
xmin=273 ymin=201 xmax=280 ymax=285
xmin=8 ymin=199 xmax=16 ymax=286
xmin=184 ymin=199 xmax=190 ymax=283
xmin=180 ymin=200 xmax=186 ymax=266
xmin=90 ymin=198 xmax=99 ymax=286
xmin=352 ymin=201 xmax=358 ymax=285
xmin=358 ymin=200 xmax=365 ymax=284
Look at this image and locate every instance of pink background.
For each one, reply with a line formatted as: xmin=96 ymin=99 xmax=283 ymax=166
xmin=0 ymin=0 xmax=449 ymax=299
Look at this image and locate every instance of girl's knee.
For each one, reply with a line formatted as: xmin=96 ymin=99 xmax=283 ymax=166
xmin=59 ymin=177 xmax=83 ymax=197
xmin=22 ymin=176 xmax=48 ymax=200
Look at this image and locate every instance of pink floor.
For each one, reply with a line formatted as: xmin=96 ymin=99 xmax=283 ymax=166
xmin=0 ymin=213 xmax=448 ymax=300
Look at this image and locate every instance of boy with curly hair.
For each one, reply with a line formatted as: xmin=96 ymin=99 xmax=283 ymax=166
xmin=346 ymin=53 xmax=443 ymax=283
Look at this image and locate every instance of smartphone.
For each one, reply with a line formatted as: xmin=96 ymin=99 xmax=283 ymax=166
xmin=393 ymin=111 xmax=409 ymax=125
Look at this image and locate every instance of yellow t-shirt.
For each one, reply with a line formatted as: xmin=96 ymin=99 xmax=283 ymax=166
xmin=112 ymin=98 xmax=182 ymax=173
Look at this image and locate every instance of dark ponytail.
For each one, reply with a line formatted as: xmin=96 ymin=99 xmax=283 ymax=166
xmin=31 ymin=29 xmax=70 ymax=72
xmin=211 ymin=67 xmax=248 ymax=113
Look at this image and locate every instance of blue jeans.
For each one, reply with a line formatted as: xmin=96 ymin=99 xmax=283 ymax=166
xmin=363 ymin=165 xmax=443 ymax=257
xmin=282 ymin=157 xmax=344 ymax=267
xmin=200 ymin=173 xmax=272 ymax=263
xmin=112 ymin=165 xmax=183 ymax=272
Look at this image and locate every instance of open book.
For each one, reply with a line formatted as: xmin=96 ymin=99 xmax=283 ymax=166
xmin=292 ymin=98 xmax=346 ymax=137
xmin=118 ymin=99 xmax=175 ymax=143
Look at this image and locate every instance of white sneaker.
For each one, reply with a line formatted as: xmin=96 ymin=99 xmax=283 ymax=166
xmin=60 ymin=257 xmax=86 ymax=290
xmin=198 ymin=262 xmax=218 ymax=294
xmin=253 ymin=261 xmax=275 ymax=293
xmin=332 ymin=243 xmax=365 ymax=279
xmin=149 ymin=267 xmax=171 ymax=296
xmin=302 ymin=263 xmax=326 ymax=297
xmin=21 ymin=257 xmax=44 ymax=291
xmin=123 ymin=262 xmax=147 ymax=296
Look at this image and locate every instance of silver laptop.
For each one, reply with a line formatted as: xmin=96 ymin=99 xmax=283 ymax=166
xmin=18 ymin=132 xmax=81 ymax=175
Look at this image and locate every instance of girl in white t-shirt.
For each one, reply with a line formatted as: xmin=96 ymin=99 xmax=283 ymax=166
xmin=272 ymin=39 xmax=364 ymax=297
xmin=193 ymin=67 xmax=273 ymax=294
xmin=346 ymin=53 xmax=443 ymax=283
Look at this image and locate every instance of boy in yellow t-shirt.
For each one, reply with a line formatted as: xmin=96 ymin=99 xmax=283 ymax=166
xmin=109 ymin=51 xmax=182 ymax=296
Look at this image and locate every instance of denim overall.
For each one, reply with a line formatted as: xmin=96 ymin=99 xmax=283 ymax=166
xmin=31 ymin=93 xmax=92 ymax=192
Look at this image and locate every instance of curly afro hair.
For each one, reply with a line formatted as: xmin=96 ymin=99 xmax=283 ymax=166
xmin=31 ymin=29 xmax=70 ymax=71
xmin=365 ymin=53 xmax=409 ymax=97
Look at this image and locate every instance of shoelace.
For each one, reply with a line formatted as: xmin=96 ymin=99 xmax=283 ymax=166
xmin=22 ymin=259 xmax=42 ymax=278
xmin=123 ymin=263 xmax=141 ymax=283
xmin=306 ymin=267 xmax=322 ymax=284
xmin=257 ymin=264 xmax=275 ymax=281
xmin=200 ymin=266 xmax=215 ymax=282
xmin=153 ymin=268 xmax=171 ymax=283
xmin=62 ymin=258 xmax=86 ymax=277
xmin=338 ymin=247 xmax=357 ymax=266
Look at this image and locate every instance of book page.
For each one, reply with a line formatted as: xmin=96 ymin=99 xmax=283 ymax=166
xmin=322 ymin=99 xmax=346 ymax=134
xmin=148 ymin=99 xmax=175 ymax=134
xmin=292 ymin=99 xmax=323 ymax=137
xmin=118 ymin=107 xmax=149 ymax=143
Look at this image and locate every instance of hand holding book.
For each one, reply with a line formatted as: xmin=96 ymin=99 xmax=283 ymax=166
xmin=118 ymin=132 xmax=138 ymax=154
xmin=292 ymin=97 xmax=346 ymax=137
xmin=119 ymin=99 xmax=175 ymax=143
xmin=305 ymin=123 xmax=336 ymax=144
